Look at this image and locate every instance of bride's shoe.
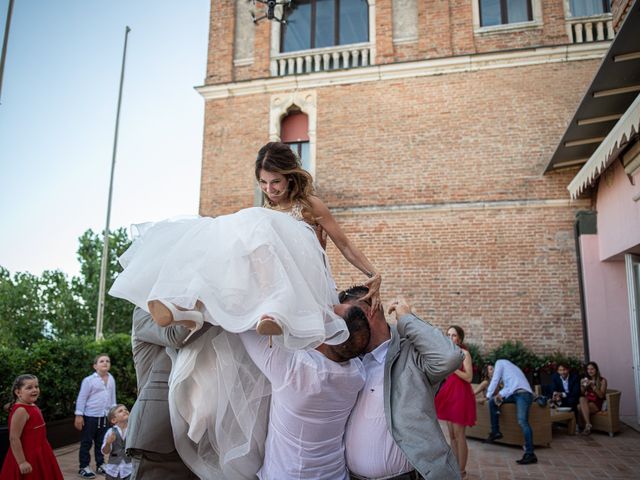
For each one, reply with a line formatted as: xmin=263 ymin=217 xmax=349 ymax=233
xmin=148 ymin=300 xmax=204 ymax=343
xmin=256 ymin=315 xmax=283 ymax=348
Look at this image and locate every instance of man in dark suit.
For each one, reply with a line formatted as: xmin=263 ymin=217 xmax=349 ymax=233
xmin=548 ymin=363 xmax=580 ymax=410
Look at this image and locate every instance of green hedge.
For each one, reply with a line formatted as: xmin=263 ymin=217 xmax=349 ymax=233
xmin=0 ymin=334 xmax=136 ymax=425
xmin=465 ymin=340 xmax=583 ymax=383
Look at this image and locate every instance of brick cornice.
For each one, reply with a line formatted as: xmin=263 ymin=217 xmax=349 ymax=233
xmin=196 ymin=42 xmax=610 ymax=100
xmin=330 ymin=199 xmax=592 ymax=217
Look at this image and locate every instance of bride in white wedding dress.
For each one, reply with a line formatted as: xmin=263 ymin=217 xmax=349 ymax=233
xmin=108 ymin=142 xmax=382 ymax=478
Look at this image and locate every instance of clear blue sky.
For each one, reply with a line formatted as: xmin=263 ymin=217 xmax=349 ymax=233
xmin=0 ymin=0 xmax=210 ymax=277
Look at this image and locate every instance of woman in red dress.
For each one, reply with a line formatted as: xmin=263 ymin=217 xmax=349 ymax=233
xmin=0 ymin=374 xmax=64 ymax=480
xmin=435 ymin=325 xmax=476 ymax=479
xmin=577 ymin=361 xmax=607 ymax=435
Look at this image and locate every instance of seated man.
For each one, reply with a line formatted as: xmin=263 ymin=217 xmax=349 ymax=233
xmin=486 ymin=359 xmax=537 ymax=465
xmin=544 ymin=363 xmax=580 ymax=410
xmin=238 ymin=304 xmax=371 ymax=480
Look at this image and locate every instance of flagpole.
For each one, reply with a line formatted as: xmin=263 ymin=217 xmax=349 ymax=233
xmin=0 ymin=0 xmax=15 ymax=104
xmin=96 ymin=26 xmax=131 ymax=340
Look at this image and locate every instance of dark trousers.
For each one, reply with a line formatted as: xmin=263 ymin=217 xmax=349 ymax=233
xmin=489 ymin=391 xmax=534 ymax=454
xmin=79 ymin=415 xmax=108 ymax=469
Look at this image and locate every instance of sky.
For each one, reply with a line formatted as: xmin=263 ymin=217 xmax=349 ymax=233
xmin=0 ymin=0 xmax=210 ymax=278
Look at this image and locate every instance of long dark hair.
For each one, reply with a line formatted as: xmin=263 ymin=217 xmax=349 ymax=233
xmin=255 ymin=142 xmax=315 ymax=218
xmin=585 ymin=361 xmax=603 ymax=390
xmin=447 ymin=325 xmax=465 ymax=346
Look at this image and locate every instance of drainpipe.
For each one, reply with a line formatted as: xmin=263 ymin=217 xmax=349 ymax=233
xmin=574 ymin=210 xmax=597 ymax=362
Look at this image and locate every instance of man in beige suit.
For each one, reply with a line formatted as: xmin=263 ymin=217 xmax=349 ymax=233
xmin=126 ymin=307 xmax=208 ymax=479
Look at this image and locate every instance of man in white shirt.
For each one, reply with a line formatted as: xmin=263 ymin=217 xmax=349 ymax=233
xmin=485 ymin=359 xmax=537 ymax=465
xmin=339 ymin=286 xmax=463 ymax=480
xmin=238 ymin=304 xmax=370 ymax=480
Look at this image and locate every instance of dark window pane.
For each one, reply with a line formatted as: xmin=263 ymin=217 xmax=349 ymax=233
xmin=570 ymin=0 xmax=608 ymax=16
xmin=507 ymin=0 xmax=531 ymax=23
xmin=315 ymin=0 xmax=336 ymax=48
xmin=480 ymin=0 xmax=502 ymax=27
xmin=283 ymin=2 xmax=312 ymax=52
xmin=340 ymin=0 xmax=369 ymax=45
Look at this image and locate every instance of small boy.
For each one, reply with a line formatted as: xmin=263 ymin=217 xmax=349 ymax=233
xmin=101 ymin=404 xmax=133 ymax=480
xmin=75 ymin=353 xmax=117 ymax=478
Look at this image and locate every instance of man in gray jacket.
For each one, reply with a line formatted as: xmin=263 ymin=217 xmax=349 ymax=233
xmin=339 ymin=286 xmax=463 ymax=480
xmin=126 ymin=307 xmax=208 ymax=479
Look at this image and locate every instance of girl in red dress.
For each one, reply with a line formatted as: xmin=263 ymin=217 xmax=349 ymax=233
xmin=0 ymin=374 xmax=64 ymax=480
xmin=435 ymin=326 xmax=476 ymax=479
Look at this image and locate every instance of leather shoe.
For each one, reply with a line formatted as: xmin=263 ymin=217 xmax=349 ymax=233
xmin=485 ymin=431 xmax=503 ymax=443
xmin=516 ymin=453 xmax=538 ymax=465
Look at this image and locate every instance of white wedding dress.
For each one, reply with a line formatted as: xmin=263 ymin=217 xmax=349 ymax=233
xmin=109 ymin=206 xmax=348 ymax=478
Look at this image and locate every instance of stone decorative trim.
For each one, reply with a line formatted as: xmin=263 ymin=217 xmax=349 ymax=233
xmin=197 ymin=43 xmax=610 ymax=100
xmin=269 ymin=90 xmax=317 ymax=177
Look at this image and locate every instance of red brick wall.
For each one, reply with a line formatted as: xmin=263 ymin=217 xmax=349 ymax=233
xmin=206 ymin=0 xmax=584 ymax=85
xmin=611 ymin=0 xmax=634 ymax=31
xmin=199 ymin=59 xmax=601 ymax=357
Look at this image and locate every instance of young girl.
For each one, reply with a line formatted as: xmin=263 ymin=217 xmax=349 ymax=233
xmin=109 ymin=142 xmax=381 ymax=350
xmin=0 ymin=374 xmax=64 ymax=480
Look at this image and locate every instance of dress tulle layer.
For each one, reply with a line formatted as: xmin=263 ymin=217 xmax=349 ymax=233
xmin=109 ymin=207 xmax=348 ymax=349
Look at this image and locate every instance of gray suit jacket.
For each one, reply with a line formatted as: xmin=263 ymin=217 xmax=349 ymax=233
xmin=384 ymin=314 xmax=464 ymax=479
xmin=126 ymin=307 xmax=208 ymax=454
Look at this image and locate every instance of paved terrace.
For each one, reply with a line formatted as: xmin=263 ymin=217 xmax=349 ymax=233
xmin=54 ymin=422 xmax=640 ymax=479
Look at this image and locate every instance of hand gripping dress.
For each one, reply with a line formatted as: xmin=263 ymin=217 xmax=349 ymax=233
xmin=435 ymin=363 xmax=477 ymax=427
xmin=109 ymin=206 xmax=348 ymax=479
xmin=0 ymin=404 xmax=64 ymax=480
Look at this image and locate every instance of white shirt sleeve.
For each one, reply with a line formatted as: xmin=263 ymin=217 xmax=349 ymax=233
xmin=486 ymin=361 xmax=503 ymax=400
xmin=238 ymin=331 xmax=293 ymax=389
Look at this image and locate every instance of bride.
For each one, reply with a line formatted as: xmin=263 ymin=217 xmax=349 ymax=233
xmin=109 ymin=142 xmax=381 ymax=477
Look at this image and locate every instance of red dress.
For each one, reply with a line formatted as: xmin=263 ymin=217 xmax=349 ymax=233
xmin=0 ymin=404 xmax=64 ymax=480
xmin=435 ymin=364 xmax=477 ymax=427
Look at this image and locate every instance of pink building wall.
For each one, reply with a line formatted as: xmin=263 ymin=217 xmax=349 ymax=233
xmin=579 ymin=235 xmax=636 ymax=418
xmin=596 ymin=162 xmax=640 ymax=261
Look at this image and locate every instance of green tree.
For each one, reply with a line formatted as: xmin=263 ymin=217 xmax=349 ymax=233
xmin=0 ymin=268 xmax=48 ymax=348
xmin=72 ymin=228 xmax=133 ymax=336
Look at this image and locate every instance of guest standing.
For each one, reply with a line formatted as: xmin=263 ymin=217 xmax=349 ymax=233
xmin=435 ymin=326 xmax=476 ymax=478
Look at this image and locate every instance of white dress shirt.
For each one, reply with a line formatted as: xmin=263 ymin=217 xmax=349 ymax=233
xmin=345 ymin=340 xmax=412 ymax=479
xmin=486 ymin=359 xmax=532 ymax=400
xmin=101 ymin=425 xmax=133 ymax=478
xmin=239 ymin=331 xmax=366 ymax=480
xmin=561 ymin=376 xmax=569 ymax=396
xmin=74 ymin=372 xmax=117 ymax=417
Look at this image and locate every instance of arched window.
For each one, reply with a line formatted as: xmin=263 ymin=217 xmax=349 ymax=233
xmin=281 ymin=110 xmax=310 ymax=172
xmin=281 ymin=0 xmax=369 ymax=53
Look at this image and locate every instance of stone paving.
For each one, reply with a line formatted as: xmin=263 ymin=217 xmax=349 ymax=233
xmin=54 ymin=422 xmax=640 ymax=479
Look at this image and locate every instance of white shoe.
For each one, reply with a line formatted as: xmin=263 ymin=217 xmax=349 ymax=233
xmin=148 ymin=299 xmax=204 ymax=342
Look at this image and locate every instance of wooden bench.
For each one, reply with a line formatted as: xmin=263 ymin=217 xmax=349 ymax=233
xmin=467 ymin=388 xmax=552 ymax=447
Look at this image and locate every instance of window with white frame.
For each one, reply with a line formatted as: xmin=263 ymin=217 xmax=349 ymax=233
xmin=479 ymin=0 xmax=533 ymax=27
xmin=281 ymin=0 xmax=369 ymax=53
xmin=569 ymin=0 xmax=611 ymax=17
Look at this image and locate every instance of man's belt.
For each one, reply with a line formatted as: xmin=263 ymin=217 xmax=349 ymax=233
xmin=350 ymin=470 xmax=420 ymax=480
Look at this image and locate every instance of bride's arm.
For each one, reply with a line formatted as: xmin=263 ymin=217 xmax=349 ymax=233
xmin=308 ymin=196 xmax=381 ymax=308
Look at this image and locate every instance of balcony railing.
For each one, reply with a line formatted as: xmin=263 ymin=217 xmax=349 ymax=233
xmin=270 ymin=42 xmax=373 ymax=77
xmin=566 ymin=14 xmax=614 ymax=43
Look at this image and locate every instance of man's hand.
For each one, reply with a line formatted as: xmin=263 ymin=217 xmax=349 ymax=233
xmin=387 ymin=297 xmax=412 ymax=324
xmin=74 ymin=415 xmax=84 ymax=431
